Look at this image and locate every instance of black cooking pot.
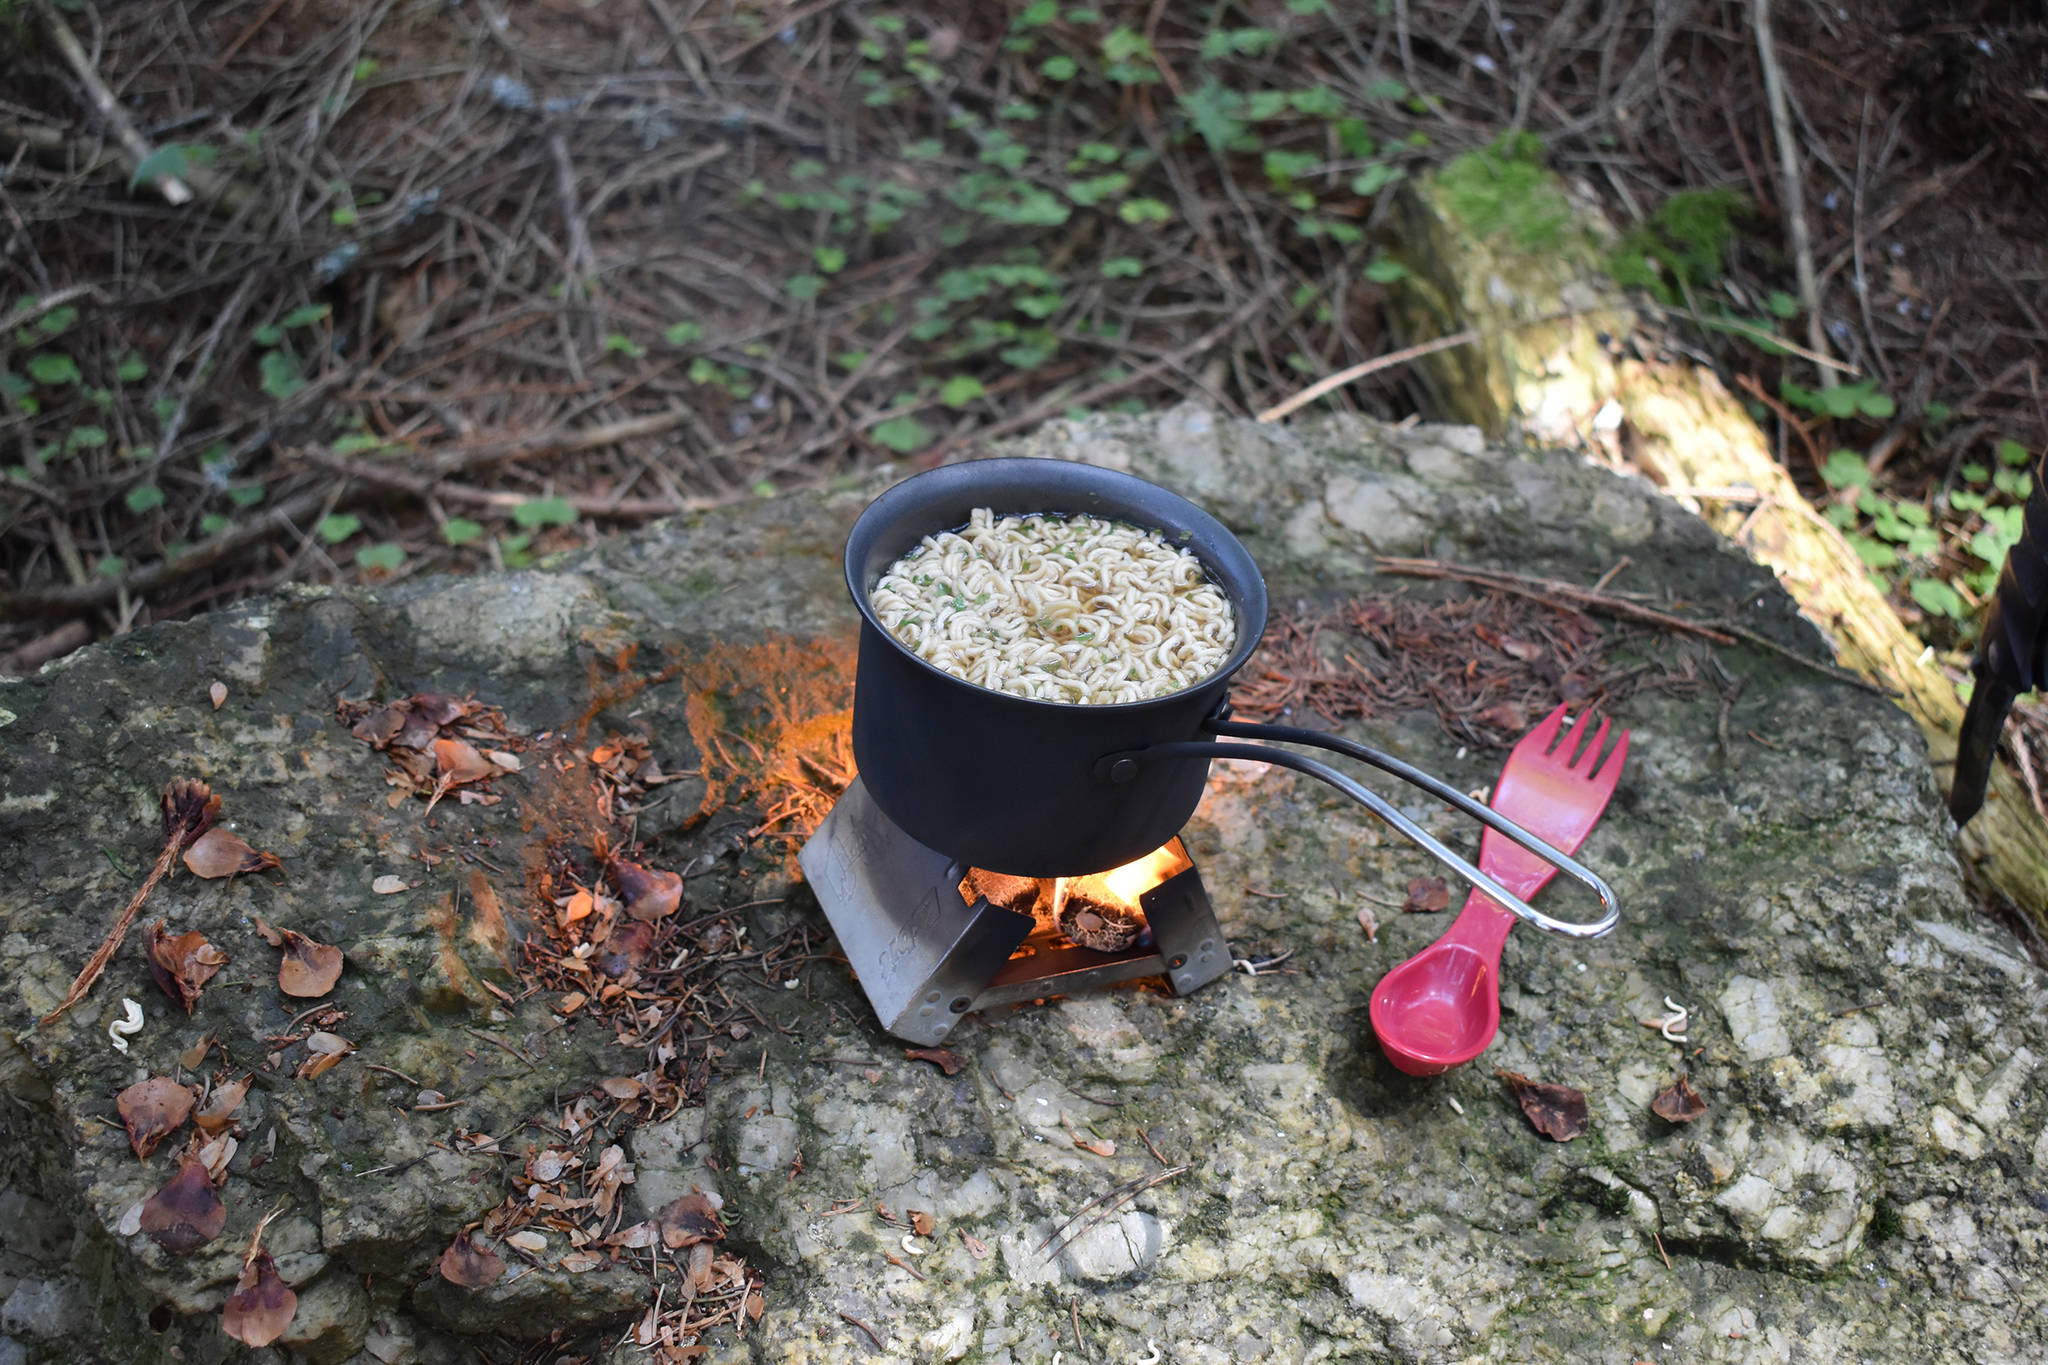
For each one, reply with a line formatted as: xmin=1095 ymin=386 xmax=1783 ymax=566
xmin=843 ymin=457 xmax=1619 ymax=937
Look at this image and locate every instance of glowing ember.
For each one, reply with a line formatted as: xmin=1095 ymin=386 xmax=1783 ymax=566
xmin=961 ymin=843 xmax=1190 ymax=953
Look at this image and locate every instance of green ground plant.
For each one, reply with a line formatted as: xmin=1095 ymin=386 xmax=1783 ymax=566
xmin=1600 ymin=183 xmax=2033 ymax=652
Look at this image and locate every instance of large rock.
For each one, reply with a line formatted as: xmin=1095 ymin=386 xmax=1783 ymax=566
xmin=1 ymin=409 xmax=2043 ymax=1362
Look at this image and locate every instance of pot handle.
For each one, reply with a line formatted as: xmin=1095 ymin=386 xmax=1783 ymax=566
xmin=1105 ymin=719 xmax=1619 ymax=939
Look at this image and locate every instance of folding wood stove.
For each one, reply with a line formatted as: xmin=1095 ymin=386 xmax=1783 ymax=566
xmin=799 ymin=776 xmax=1230 ymax=1045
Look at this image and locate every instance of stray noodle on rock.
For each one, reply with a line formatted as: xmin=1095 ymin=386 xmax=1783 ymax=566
xmin=870 ymin=507 xmax=1237 ymax=704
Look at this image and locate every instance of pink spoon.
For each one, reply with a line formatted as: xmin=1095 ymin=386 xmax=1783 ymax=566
xmin=1369 ymin=706 xmax=1629 ymax=1076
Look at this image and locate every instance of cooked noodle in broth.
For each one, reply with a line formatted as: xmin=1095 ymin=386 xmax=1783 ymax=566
xmin=870 ymin=507 xmax=1237 ymax=704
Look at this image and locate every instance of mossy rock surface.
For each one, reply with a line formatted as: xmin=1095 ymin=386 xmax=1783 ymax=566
xmin=0 ymin=409 xmax=2041 ymax=1362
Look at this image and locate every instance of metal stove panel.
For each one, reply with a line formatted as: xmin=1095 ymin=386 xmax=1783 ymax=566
xmin=799 ymin=777 xmax=1032 ymax=1043
xmin=1140 ymin=859 xmax=1231 ymax=997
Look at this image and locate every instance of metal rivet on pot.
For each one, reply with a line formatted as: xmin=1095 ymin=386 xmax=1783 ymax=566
xmin=948 ymin=997 xmax=971 ymax=1014
xmin=1168 ymin=954 xmax=1187 ymax=970
xmin=1108 ymin=758 xmax=1140 ymax=784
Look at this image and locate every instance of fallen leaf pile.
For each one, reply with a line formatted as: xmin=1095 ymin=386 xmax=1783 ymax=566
xmin=436 ymin=1091 xmax=762 ymax=1353
xmin=325 ymin=682 xmax=783 ymax=1352
xmin=337 ymin=692 xmax=522 ymax=811
xmin=1497 ymin=1069 xmax=1589 ymax=1142
xmin=62 ymin=778 xmax=356 ymax=1355
xmin=588 ymin=730 xmax=694 ymax=822
xmin=70 ymin=662 xmax=795 ymax=1360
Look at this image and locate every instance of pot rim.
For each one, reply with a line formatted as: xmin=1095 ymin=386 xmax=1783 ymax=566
xmin=843 ymin=457 xmax=1270 ymax=715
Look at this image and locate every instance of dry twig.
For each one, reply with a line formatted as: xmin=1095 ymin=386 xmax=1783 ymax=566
xmin=1751 ymin=0 xmax=1831 ymax=386
xmin=1374 ymin=557 xmax=1737 ymax=645
xmin=42 ymin=780 xmax=218 ymax=1024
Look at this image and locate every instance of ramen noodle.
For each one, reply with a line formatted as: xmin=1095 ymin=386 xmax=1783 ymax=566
xmin=870 ymin=507 xmax=1236 ymax=704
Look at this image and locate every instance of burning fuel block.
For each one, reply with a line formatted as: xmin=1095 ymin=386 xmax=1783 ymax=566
xmin=961 ymin=870 xmax=1043 ymax=919
xmin=1055 ymin=878 xmax=1147 ymax=952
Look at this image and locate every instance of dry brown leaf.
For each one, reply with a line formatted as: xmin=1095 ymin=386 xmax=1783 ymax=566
xmin=554 ymin=991 xmax=587 ymax=1015
xmin=908 ymin=1210 xmax=936 ymax=1238
xmin=687 ymin=1240 xmax=714 ymax=1291
xmin=1476 ymin=703 xmax=1527 ymax=734
xmin=959 ymin=1230 xmax=992 ymax=1260
xmin=178 ymin=1034 xmax=213 ymax=1070
xmin=371 ymin=875 xmax=407 ymax=895
xmin=559 ymin=1250 xmax=605 ymax=1273
xmin=608 ymin=1222 xmax=659 ymax=1250
xmin=409 ymin=693 xmax=474 ymax=728
xmin=147 ymin=923 xmax=228 ymax=1014
xmin=197 ymin=1132 xmax=237 ymax=1182
xmin=558 ymin=888 xmax=595 ymax=927
xmin=658 ymin=1191 xmax=726 ymax=1249
xmin=600 ymin=920 xmax=654 ymax=977
xmin=275 ymin=929 xmax=344 ymax=998
xmin=139 ymin=1155 xmax=225 ymax=1253
xmin=1402 ymin=877 xmax=1451 ymax=914
xmin=904 ymin=1047 xmax=962 ymax=1076
xmin=1357 ymin=906 xmax=1379 ymax=942
xmin=1498 ymin=636 xmax=1545 ymax=662
xmin=528 ymin=1149 xmax=573 ymax=1184
xmin=599 ymin=1076 xmax=646 ymax=1100
xmin=505 ymin=1230 xmax=547 ymax=1254
xmin=208 ymin=681 xmax=228 ymax=710
xmin=221 ymin=1249 xmax=296 ymax=1347
xmin=117 ymin=1077 xmax=194 ymax=1159
xmin=297 ymin=1032 xmax=353 ymax=1080
xmin=194 ymin=1075 xmax=252 ymax=1135
xmin=438 ymin=1232 xmax=504 ymax=1290
xmin=1650 ymin=1074 xmax=1708 ymax=1125
xmin=746 ymin=1290 xmax=765 ymax=1323
xmin=486 ymin=749 xmax=522 ymax=771
xmin=608 ymin=856 xmax=682 ymax=923
xmin=183 ymin=826 xmax=281 ymax=879
xmin=433 ymin=738 xmax=496 ymax=785
xmin=1497 ymin=1069 xmax=1589 ymax=1142
xmin=350 ymin=706 xmax=406 ymax=749
xmin=250 ymin=917 xmax=283 ymax=947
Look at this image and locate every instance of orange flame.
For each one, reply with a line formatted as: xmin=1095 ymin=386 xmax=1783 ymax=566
xmin=1100 ymin=843 xmax=1188 ymax=907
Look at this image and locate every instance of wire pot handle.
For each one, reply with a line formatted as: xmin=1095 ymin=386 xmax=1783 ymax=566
xmin=1101 ymin=719 xmax=1620 ymax=939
